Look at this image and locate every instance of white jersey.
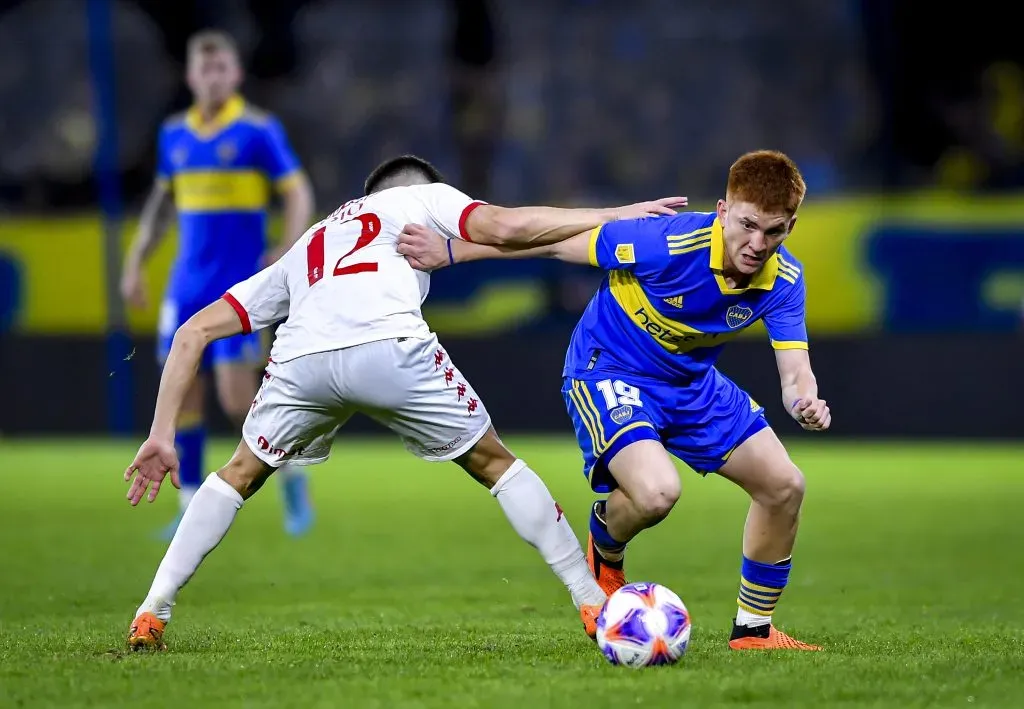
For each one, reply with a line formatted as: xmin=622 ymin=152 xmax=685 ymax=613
xmin=223 ymin=183 xmax=485 ymax=363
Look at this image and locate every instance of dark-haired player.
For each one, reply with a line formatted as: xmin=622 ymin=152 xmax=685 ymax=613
xmin=124 ymin=154 xmax=687 ymax=650
xmin=397 ymin=151 xmax=830 ymax=650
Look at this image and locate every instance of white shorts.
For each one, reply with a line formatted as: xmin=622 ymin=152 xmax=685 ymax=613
xmin=241 ymin=334 xmax=492 ymax=467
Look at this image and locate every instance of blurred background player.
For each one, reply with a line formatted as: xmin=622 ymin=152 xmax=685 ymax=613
xmin=120 ymin=29 xmax=316 ymax=539
xmin=398 ymin=151 xmax=830 ymax=651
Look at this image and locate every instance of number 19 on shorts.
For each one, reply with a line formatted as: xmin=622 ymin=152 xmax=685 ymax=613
xmin=595 ymin=379 xmax=642 ymax=409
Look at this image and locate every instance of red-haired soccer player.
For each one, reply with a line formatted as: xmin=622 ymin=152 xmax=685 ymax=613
xmin=398 ymin=151 xmax=830 ymax=650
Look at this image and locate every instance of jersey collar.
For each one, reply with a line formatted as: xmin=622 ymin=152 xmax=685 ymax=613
xmin=185 ymin=95 xmax=245 ymax=137
xmin=709 ymin=217 xmax=778 ymax=294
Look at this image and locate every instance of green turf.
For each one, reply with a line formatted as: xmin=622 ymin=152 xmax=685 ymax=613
xmin=1 ymin=438 xmax=1022 ymax=708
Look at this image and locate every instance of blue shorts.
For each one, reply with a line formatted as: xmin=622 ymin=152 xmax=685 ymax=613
xmin=157 ymin=297 xmax=264 ymax=371
xmin=562 ymin=368 xmax=769 ymax=493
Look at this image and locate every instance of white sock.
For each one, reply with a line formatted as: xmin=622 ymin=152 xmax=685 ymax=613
xmin=490 ymin=460 xmax=607 ymax=609
xmin=179 ymin=485 xmax=199 ymax=512
xmin=736 ymin=608 xmax=772 ymax=628
xmin=137 ymin=473 xmax=244 ymax=622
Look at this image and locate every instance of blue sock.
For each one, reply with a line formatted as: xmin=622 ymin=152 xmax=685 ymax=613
xmin=174 ymin=424 xmax=206 ymax=506
xmin=589 ymin=500 xmax=626 ymax=557
xmin=736 ymin=555 xmax=791 ymax=625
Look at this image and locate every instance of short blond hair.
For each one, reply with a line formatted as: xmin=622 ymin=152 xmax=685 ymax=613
xmin=187 ymin=29 xmax=239 ymax=60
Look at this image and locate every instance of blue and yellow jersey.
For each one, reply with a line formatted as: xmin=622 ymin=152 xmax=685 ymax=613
xmin=156 ymin=95 xmax=302 ymax=307
xmin=563 ymin=211 xmax=807 ymax=383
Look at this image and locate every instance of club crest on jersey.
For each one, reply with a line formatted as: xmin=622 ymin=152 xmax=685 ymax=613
xmin=216 ymin=140 xmax=237 ymax=164
xmin=726 ymin=305 xmax=753 ymax=329
xmin=610 ymin=404 xmax=633 ymax=424
xmin=663 ymin=295 xmax=684 ymax=309
xmin=615 ymin=243 xmax=635 ymax=264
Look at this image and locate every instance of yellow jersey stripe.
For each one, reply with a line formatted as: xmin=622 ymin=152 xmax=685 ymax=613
xmin=667 ymin=237 xmax=712 ymax=255
xmin=587 ymin=226 xmax=601 ymax=267
xmin=274 ymin=169 xmax=303 ymax=193
xmin=666 ymin=226 xmax=713 ymax=244
xmin=771 ymin=340 xmax=808 ymax=351
xmin=173 ymin=169 xmax=270 ymax=212
xmin=778 ymin=271 xmax=799 ymax=285
xmin=777 ymin=254 xmax=800 ymax=272
xmin=608 ymin=271 xmax=744 ymax=354
xmin=778 ymin=265 xmax=800 ymax=280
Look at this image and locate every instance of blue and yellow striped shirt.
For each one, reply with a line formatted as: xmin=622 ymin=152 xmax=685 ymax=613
xmin=157 ymin=95 xmax=302 ymax=307
xmin=564 ymin=211 xmax=808 ymax=383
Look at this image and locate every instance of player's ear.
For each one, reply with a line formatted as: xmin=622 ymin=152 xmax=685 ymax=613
xmin=716 ymin=199 xmax=728 ymax=221
xmin=787 ymin=215 xmax=798 ymax=235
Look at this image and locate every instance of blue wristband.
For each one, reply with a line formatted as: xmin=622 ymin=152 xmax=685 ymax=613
xmin=446 ymin=239 xmax=455 ymax=266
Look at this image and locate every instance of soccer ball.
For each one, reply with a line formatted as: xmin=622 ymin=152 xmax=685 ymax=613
xmin=596 ymin=582 xmax=691 ymax=668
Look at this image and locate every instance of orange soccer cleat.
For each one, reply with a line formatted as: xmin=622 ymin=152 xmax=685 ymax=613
xmin=127 ymin=612 xmax=167 ymax=652
xmin=580 ymin=603 xmax=603 ymax=639
xmin=728 ymin=622 xmax=822 ymax=651
xmin=587 ymin=532 xmax=627 ymax=598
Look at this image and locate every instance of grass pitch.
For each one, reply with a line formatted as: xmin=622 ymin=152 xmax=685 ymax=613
xmin=1 ymin=437 xmax=1022 ymax=708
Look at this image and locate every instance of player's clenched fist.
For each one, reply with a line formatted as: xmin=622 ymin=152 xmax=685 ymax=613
xmin=124 ymin=437 xmax=181 ymax=506
xmin=397 ymin=223 xmax=448 ymax=272
xmin=791 ymin=398 xmax=831 ymax=431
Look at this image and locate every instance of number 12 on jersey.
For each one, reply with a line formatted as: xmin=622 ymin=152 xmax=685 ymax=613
xmin=307 ymin=213 xmax=382 ymax=286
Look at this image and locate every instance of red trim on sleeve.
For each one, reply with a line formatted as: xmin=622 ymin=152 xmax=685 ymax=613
xmin=221 ymin=293 xmax=252 ymax=334
xmin=458 ymin=201 xmax=486 ymax=242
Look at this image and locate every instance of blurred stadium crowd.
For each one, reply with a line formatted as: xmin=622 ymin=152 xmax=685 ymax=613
xmin=1 ymin=0 xmax=1023 ymax=216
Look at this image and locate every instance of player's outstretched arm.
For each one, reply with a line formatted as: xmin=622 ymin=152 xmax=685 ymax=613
xmin=121 ymin=181 xmax=174 ymax=310
xmin=124 ymin=299 xmax=243 ymax=506
xmin=776 ymin=349 xmax=830 ymax=432
xmin=398 ymin=224 xmax=593 ymax=271
xmin=464 ymin=197 xmax=687 ymax=247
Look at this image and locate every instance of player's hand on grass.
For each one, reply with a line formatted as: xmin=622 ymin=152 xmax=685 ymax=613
xmin=613 ymin=196 xmax=688 ymax=221
xmin=791 ymin=397 xmax=831 ymax=432
xmin=120 ymin=267 xmax=148 ymax=310
xmin=124 ymin=437 xmax=181 ymax=505
xmin=397 ymin=223 xmax=448 ymax=272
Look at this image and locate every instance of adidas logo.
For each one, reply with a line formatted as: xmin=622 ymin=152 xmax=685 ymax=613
xmin=663 ymin=295 xmax=683 ymax=308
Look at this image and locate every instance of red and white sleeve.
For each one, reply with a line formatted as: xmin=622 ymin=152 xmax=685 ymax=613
xmin=222 ymin=264 xmax=290 ymax=334
xmin=416 ymin=183 xmax=486 ymax=242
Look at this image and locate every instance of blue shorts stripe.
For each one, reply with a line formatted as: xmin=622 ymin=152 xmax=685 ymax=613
xmin=573 ymin=379 xmax=609 ymax=452
xmin=566 ymin=383 xmax=602 ymax=457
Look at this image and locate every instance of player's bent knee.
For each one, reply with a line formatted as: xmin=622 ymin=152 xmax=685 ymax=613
xmin=607 ymin=439 xmax=681 ymax=522
xmin=759 ymin=463 xmax=805 ymax=513
xmin=634 ymin=476 xmax=681 ymax=522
